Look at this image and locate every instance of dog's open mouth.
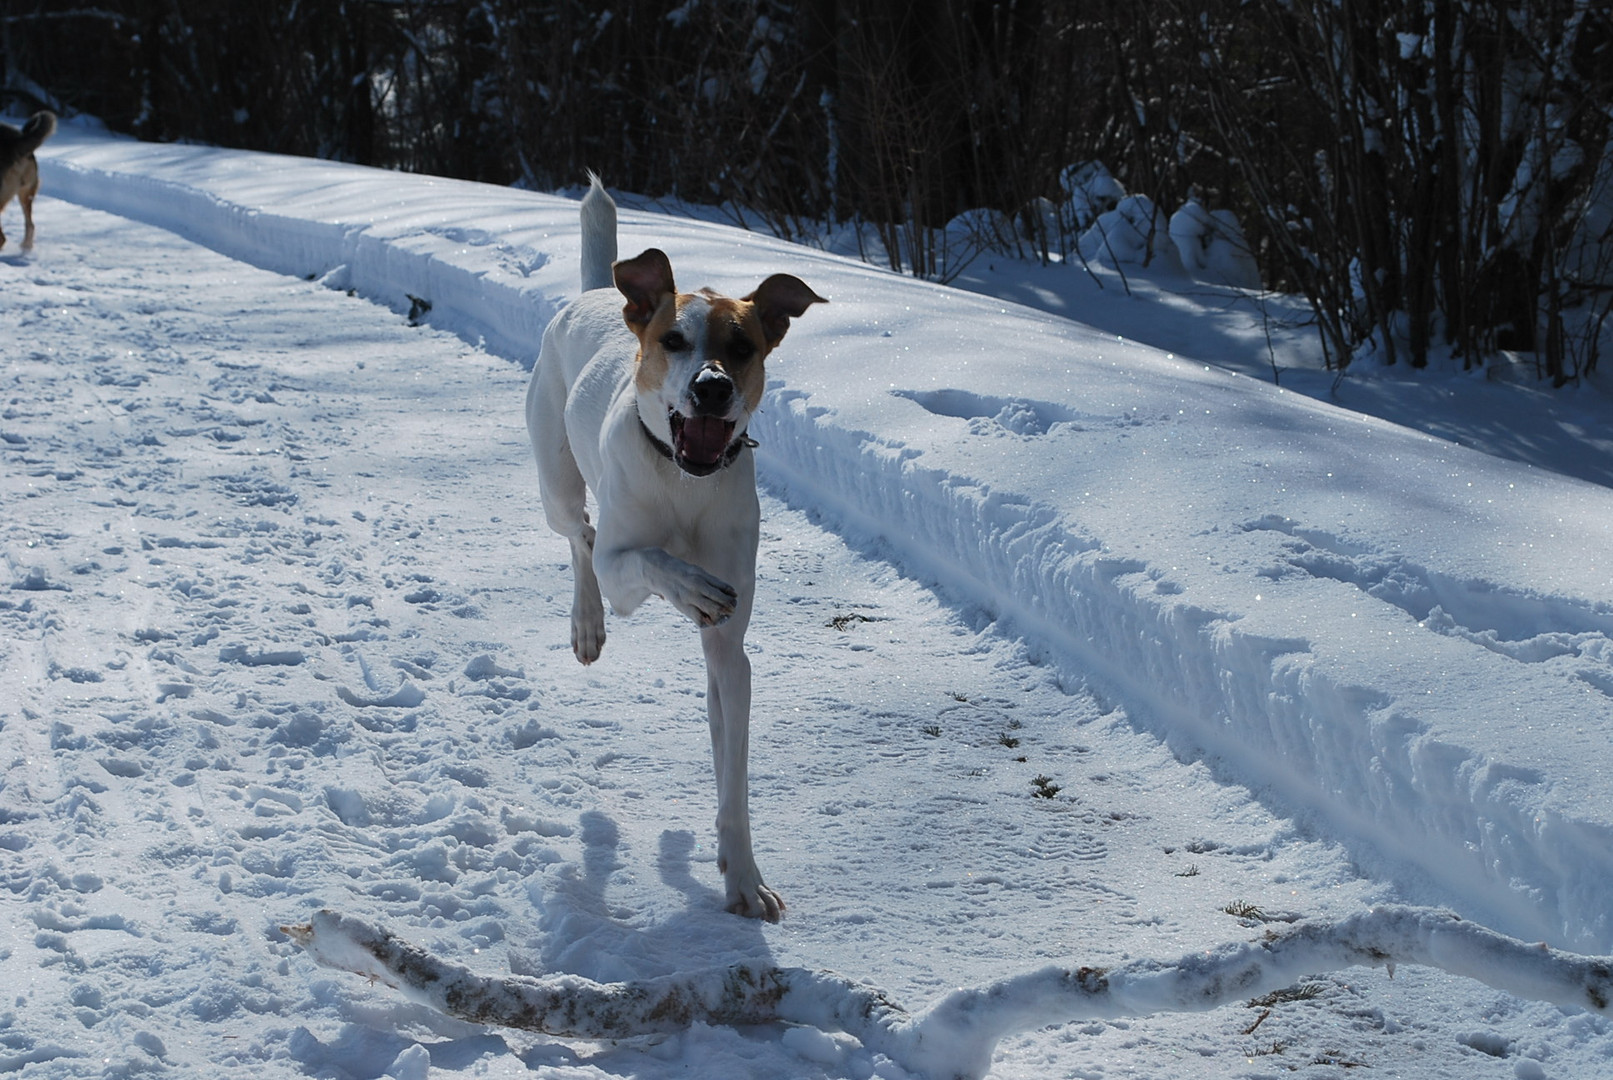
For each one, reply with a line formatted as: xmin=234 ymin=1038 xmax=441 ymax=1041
xmin=668 ymin=412 xmax=737 ymax=475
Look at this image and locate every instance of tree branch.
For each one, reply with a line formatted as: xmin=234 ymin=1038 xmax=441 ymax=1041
xmin=284 ymin=906 xmax=1612 ymax=1080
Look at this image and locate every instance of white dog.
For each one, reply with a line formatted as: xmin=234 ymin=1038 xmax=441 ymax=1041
xmin=526 ymin=176 xmax=823 ymax=920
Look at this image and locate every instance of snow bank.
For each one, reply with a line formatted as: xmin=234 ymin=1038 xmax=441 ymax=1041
xmin=38 ymin=124 xmax=1613 ymax=955
xmin=752 ymin=384 xmax=1613 ymax=952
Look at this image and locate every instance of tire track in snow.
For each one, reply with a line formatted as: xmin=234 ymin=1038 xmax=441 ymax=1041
xmin=1246 ymin=515 xmax=1613 ymax=691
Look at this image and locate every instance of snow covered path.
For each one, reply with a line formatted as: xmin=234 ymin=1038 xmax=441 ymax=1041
xmin=0 ymin=197 xmax=1365 ymax=1078
xmin=33 ymin=124 xmax=1613 ymax=956
xmin=0 ymin=129 xmax=1610 ymax=1078
xmin=0 ymin=195 xmax=1420 ymax=1079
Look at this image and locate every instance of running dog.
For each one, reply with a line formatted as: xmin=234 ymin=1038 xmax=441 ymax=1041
xmin=526 ymin=176 xmax=824 ymax=920
xmin=0 ymin=110 xmax=56 ymax=251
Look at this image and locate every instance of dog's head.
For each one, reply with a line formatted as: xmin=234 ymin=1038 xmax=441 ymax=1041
xmin=614 ymin=248 xmax=824 ymax=477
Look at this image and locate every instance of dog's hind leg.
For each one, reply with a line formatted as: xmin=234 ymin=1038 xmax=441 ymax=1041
xmin=527 ymin=354 xmax=606 ymax=664
xmin=20 ymin=185 xmax=36 ymax=251
xmin=702 ymin=607 xmax=783 ymax=921
xmin=16 ymin=158 xmax=39 ymax=251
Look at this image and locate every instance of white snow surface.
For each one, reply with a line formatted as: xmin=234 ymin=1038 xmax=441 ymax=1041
xmin=0 ymin=119 xmax=1609 ymax=1078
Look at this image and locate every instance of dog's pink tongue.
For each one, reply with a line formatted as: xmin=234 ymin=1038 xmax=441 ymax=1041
xmin=677 ymin=416 xmax=734 ymax=465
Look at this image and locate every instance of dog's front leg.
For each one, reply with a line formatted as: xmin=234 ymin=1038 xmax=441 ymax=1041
xmin=591 ymin=542 xmax=738 ymax=628
xmin=702 ymin=612 xmax=782 ymax=921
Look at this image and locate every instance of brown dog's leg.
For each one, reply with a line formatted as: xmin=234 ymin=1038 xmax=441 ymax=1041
xmin=20 ymin=177 xmax=37 ymax=251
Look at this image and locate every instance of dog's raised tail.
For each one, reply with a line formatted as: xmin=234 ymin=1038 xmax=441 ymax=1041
xmin=579 ymin=172 xmax=618 ymax=294
xmin=19 ymin=111 xmax=58 ymax=155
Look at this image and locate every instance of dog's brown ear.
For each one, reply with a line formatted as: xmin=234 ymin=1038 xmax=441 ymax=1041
xmin=745 ymin=274 xmax=826 ymax=347
xmin=614 ymin=249 xmax=676 ymax=328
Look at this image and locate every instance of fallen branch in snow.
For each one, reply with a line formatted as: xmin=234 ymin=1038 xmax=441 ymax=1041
xmin=283 ymin=906 xmax=1612 ymax=1080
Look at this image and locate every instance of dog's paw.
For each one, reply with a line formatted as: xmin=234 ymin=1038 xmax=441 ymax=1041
xmin=726 ymin=881 xmax=786 ymax=923
xmin=719 ymin=852 xmax=784 ymax=921
xmin=571 ymin=598 xmax=606 ymax=665
xmin=668 ymin=569 xmax=738 ymax=628
xmin=571 ymin=620 xmax=605 ymax=665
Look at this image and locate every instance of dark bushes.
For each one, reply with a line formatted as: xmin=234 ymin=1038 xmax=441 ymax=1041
xmin=5 ymin=1 xmax=1609 ymax=377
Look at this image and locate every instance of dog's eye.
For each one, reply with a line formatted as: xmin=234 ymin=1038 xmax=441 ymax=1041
xmin=727 ymin=336 xmax=756 ymax=363
xmin=661 ymin=331 xmax=689 ymax=352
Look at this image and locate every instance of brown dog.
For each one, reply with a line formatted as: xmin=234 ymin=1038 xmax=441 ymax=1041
xmin=1 ymin=110 xmax=57 ymax=251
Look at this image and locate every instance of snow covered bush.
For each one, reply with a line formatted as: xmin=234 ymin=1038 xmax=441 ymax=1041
xmin=1060 ymin=161 xmax=1125 ymax=233
xmin=1077 ymin=194 xmax=1185 ymax=274
xmin=944 ymin=207 xmax=1020 ymax=262
xmin=1169 ymin=199 xmax=1261 ymax=291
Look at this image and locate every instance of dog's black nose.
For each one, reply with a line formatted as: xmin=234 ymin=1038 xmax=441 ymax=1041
xmin=690 ymin=367 xmax=735 ymax=415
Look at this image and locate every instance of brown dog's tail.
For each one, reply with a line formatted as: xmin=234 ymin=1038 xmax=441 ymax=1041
xmin=0 ymin=110 xmax=53 ymax=175
xmin=21 ymin=110 xmax=58 ymax=150
xmin=17 ymin=110 xmax=57 ymax=156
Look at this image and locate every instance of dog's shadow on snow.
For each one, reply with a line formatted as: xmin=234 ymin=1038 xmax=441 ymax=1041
xmin=513 ymin=810 xmax=775 ymax=985
xmin=653 ymin=827 xmax=721 ymax=907
xmin=297 ymin=818 xmax=787 ymax=1075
